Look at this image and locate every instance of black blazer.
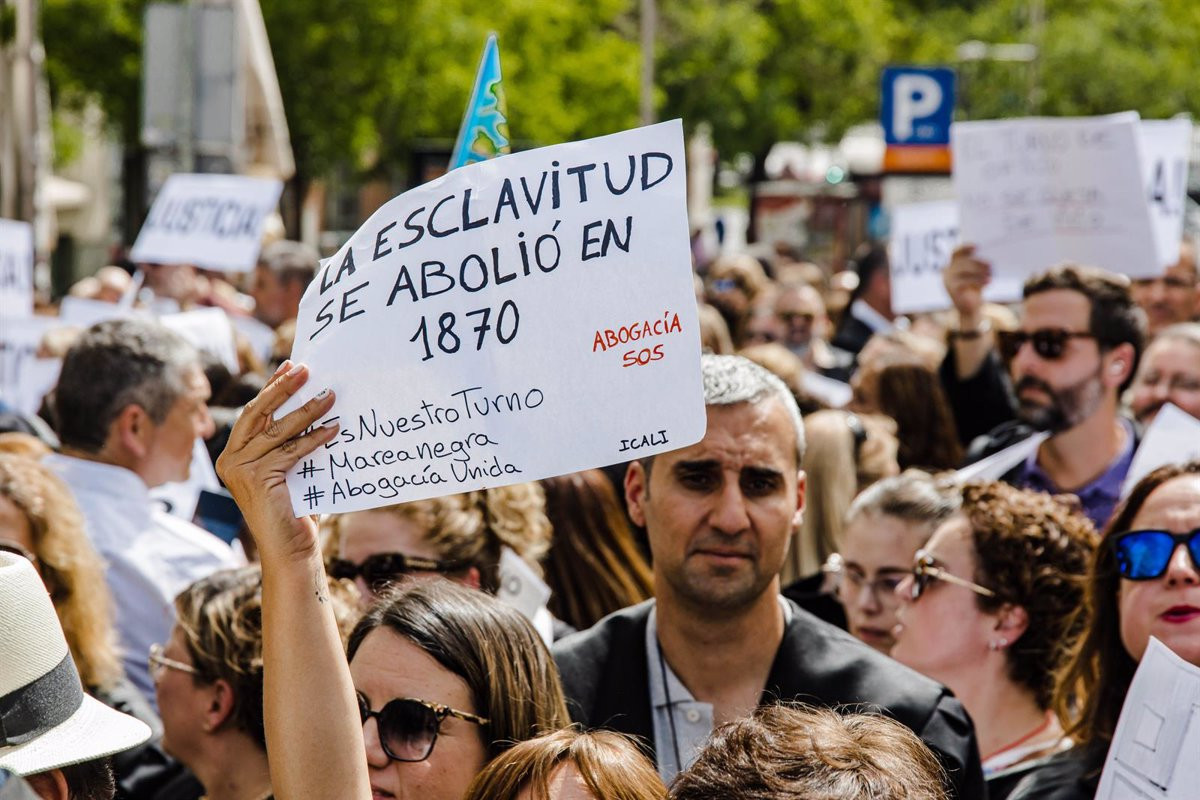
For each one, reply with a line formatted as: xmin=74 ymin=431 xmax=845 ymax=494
xmin=553 ymin=600 xmax=986 ymax=800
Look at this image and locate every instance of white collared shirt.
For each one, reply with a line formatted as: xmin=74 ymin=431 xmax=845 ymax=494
xmin=45 ymin=454 xmax=241 ymax=703
xmin=850 ymin=298 xmax=904 ymax=335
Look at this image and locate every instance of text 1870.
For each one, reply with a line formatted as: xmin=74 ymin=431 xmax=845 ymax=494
xmin=409 ymin=301 xmax=520 ymax=361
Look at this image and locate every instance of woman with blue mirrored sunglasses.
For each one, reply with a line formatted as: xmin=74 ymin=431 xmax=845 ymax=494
xmin=1023 ymin=462 xmax=1200 ymax=800
xmin=1112 ymin=529 xmax=1200 ymax=580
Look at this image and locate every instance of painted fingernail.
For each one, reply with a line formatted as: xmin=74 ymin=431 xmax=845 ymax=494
xmin=315 ymin=388 xmax=331 ymax=399
xmin=286 ymin=362 xmax=305 ymax=377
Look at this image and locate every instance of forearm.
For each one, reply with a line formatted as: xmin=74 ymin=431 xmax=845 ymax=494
xmin=948 ymin=311 xmax=993 ymax=380
xmin=260 ymin=550 xmax=369 ymax=800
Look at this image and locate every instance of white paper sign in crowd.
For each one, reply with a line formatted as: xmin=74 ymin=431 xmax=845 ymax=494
xmin=1096 ymin=638 xmax=1200 ymax=798
xmin=885 ymin=200 xmax=1023 ymax=314
xmin=0 ymin=218 xmax=34 ymax=320
xmin=130 ymin=174 xmax=283 ymax=273
xmin=279 ymin=120 xmax=706 ymax=516
xmin=1140 ymin=118 xmax=1193 ymax=269
xmin=1120 ymin=403 xmax=1200 ymax=498
xmin=0 ymin=316 xmax=60 ymax=415
xmin=952 ymin=113 xmax=1162 ymax=284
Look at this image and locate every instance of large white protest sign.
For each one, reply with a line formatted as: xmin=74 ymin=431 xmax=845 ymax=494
xmin=1121 ymin=403 xmax=1200 ymax=498
xmin=279 ymin=121 xmax=705 ymax=516
xmin=1096 ymin=638 xmax=1200 ymax=799
xmin=952 ymin=113 xmax=1160 ymax=283
xmin=1140 ymin=118 xmax=1193 ymax=269
xmin=130 ymin=174 xmax=283 ymax=273
xmin=0 ymin=219 xmax=34 ymax=320
xmin=886 ymin=200 xmax=1008 ymax=314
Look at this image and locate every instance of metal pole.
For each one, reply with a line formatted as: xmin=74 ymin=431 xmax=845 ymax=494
xmin=179 ymin=0 xmax=196 ymax=172
xmin=640 ymin=0 xmax=655 ymax=126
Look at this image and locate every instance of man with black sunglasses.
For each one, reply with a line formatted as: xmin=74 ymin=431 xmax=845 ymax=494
xmin=941 ymin=248 xmax=1146 ymax=529
xmin=553 ymin=355 xmax=985 ymax=799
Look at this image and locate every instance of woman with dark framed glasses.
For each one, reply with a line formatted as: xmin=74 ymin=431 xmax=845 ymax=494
xmin=1010 ymin=462 xmax=1200 ymax=800
xmin=214 ymin=363 xmax=573 ymax=800
xmin=891 ymin=481 xmax=1096 ymax=800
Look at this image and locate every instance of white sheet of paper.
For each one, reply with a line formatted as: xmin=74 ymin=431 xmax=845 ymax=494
xmin=160 ymin=307 xmax=240 ymax=374
xmin=954 ymin=432 xmax=1049 ymax=484
xmin=0 ymin=219 xmax=34 ymax=320
xmin=58 ymin=296 xmax=135 ymax=327
xmin=130 ymin=174 xmax=283 ymax=272
xmin=801 ymin=370 xmax=853 ymax=409
xmin=952 ymin=113 xmax=1160 ymax=283
xmin=886 ymin=200 xmax=1013 ymax=314
xmin=1121 ymin=403 xmax=1200 ymax=498
xmin=1096 ymin=637 xmax=1200 ymax=798
xmin=279 ymin=121 xmax=706 ymax=516
xmin=1140 ymin=119 xmax=1193 ymax=269
xmin=496 ymin=546 xmax=552 ymax=623
xmin=0 ymin=316 xmax=59 ymax=414
xmin=151 ymin=438 xmax=221 ymax=521
xmin=231 ymin=314 xmax=277 ymax=364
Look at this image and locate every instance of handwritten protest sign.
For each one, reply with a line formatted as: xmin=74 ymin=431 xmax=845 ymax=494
xmin=0 ymin=219 xmax=34 ymax=320
xmin=952 ymin=113 xmax=1161 ymax=282
xmin=1096 ymin=638 xmax=1200 ymax=798
xmin=1140 ymin=118 xmax=1193 ymax=269
xmin=278 ymin=120 xmax=705 ymax=516
xmin=888 ymin=201 xmax=999 ymax=314
xmin=130 ymin=174 xmax=283 ymax=272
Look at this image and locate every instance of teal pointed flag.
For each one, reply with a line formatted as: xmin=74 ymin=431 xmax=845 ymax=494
xmin=449 ymin=34 xmax=511 ymax=170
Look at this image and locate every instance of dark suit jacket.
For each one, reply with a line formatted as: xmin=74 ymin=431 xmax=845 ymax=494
xmin=553 ymin=600 xmax=986 ymax=800
xmin=830 ymin=309 xmax=876 ymax=360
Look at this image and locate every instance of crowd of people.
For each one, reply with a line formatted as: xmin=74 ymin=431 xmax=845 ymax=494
xmin=3 ymin=223 xmax=1200 ymax=800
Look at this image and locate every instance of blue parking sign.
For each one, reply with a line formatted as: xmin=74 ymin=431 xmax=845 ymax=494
xmin=881 ymin=67 xmax=956 ymax=146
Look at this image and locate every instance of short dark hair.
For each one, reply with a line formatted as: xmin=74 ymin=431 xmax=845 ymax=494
xmin=1024 ymin=265 xmax=1146 ymax=391
xmin=56 ymin=757 xmax=116 ymax=800
xmin=670 ymin=703 xmax=947 ymax=800
xmin=960 ymin=481 xmax=1098 ymax=710
xmin=258 ymin=240 xmax=319 ymax=287
xmin=54 ymin=319 xmax=198 ymax=452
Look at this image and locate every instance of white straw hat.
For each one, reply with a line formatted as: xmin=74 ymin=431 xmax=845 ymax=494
xmin=0 ymin=552 xmax=151 ymax=776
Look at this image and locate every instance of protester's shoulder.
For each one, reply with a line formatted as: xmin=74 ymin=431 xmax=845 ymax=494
xmin=965 ymin=420 xmax=1037 ymax=464
xmin=151 ymin=509 xmax=241 ymax=566
xmin=552 ymin=599 xmax=653 ymax=668
xmin=780 ymin=603 xmax=953 ymax=713
xmin=1003 ymin=745 xmax=1100 ymax=800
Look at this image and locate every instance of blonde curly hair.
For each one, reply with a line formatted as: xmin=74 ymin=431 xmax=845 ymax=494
xmin=0 ymin=452 xmax=123 ymax=690
xmin=322 ymin=483 xmax=552 ymax=593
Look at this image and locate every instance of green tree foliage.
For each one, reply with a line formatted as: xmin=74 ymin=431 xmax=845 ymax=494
xmin=258 ymin=0 xmax=641 ymax=181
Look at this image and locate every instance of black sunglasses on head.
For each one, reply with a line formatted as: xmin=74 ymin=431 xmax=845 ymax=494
xmin=996 ymin=328 xmax=1098 ymax=362
xmin=357 ymin=692 xmax=489 ymax=763
xmin=1112 ymin=529 xmax=1200 ymax=580
xmin=328 ymin=552 xmax=470 ymax=590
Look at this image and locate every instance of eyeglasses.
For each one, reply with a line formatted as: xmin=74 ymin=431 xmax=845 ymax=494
xmin=909 ymin=550 xmax=997 ymax=601
xmin=149 ymin=643 xmax=199 ymax=682
xmin=1112 ymin=530 xmax=1200 ymax=580
xmin=826 ymin=555 xmax=906 ymax=608
xmin=996 ymin=329 xmax=1098 ymax=362
xmin=328 ymin=553 xmax=470 ymax=591
xmin=357 ymin=692 xmax=489 ymax=763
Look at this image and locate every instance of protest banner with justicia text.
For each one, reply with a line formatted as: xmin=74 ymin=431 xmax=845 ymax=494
xmin=278 ymin=120 xmax=706 ymax=516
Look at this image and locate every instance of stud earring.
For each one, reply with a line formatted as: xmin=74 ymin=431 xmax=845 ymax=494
xmin=988 ymin=638 xmax=1008 ymax=651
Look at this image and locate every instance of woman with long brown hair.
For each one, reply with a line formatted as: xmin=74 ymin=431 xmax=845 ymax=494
xmin=539 ymin=470 xmax=653 ymax=630
xmin=1008 ymin=461 xmax=1200 ymax=799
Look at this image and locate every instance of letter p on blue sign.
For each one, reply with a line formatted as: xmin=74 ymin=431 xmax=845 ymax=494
xmin=881 ymin=66 xmax=956 ymax=146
